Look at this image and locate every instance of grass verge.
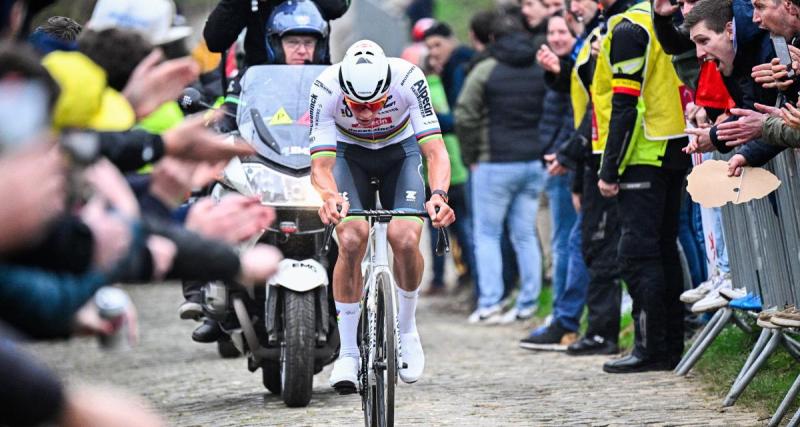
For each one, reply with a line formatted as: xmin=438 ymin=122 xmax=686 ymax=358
xmin=434 ymin=0 xmax=496 ymax=42
xmin=693 ymin=324 xmax=800 ymax=419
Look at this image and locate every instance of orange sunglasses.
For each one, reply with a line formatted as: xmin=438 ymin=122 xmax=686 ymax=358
xmin=344 ymin=94 xmax=388 ymax=113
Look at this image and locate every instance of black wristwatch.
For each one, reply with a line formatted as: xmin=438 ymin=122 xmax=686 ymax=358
xmin=431 ymin=189 xmax=449 ymax=203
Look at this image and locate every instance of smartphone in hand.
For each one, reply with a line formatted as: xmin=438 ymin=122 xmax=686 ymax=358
xmin=771 ymin=34 xmax=796 ymax=79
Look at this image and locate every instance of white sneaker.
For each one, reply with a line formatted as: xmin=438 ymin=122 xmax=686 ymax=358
xmin=691 ymin=277 xmax=733 ymax=313
xmin=329 ymin=356 xmax=359 ymax=393
xmin=680 ymin=271 xmax=720 ymax=304
xmin=468 ymin=304 xmax=502 ymax=324
xmin=498 ymin=306 xmax=537 ymax=324
xmin=399 ymin=332 xmax=424 ymax=384
xmin=719 ymin=287 xmax=746 ymax=301
xmin=716 ymin=275 xmax=745 ymax=301
xmin=178 ymin=300 xmax=203 ymax=320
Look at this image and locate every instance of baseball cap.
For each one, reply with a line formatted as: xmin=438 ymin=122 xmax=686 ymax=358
xmin=87 ymin=0 xmax=192 ymax=46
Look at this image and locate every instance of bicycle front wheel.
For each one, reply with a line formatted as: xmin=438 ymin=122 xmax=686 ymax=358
xmin=375 ymin=271 xmax=396 ymax=427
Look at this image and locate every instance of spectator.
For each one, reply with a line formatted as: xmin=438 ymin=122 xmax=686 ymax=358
xmin=424 ymin=22 xmax=475 ymax=127
xmin=520 ymin=13 xmax=587 ymax=350
xmin=456 ymin=13 xmax=547 ymax=324
xmin=520 ymin=0 xmax=549 ymax=38
xmin=542 ymin=0 xmax=624 ymax=358
xmin=0 ymin=333 xmax=166 ymax=427
xmin=466 ymin=9 xmax=496 ymax=72
xmin=42 ymin=50 xmax=137 ymax=132
xmin=29 ymin=16 xmax=81 ymax=55
xmin=593 ymin=0 xmax=690 ymax=373
xmin=79 ymin=28 xmax=154 ymax=92
xmin=682 ymin=0 xmax=782 ymax=174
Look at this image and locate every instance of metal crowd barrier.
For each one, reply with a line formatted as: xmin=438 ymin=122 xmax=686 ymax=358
xmin=678 ymin=149 xmax=800 ymax=426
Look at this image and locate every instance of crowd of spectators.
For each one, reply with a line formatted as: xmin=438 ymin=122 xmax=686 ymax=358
xmin=0 ymin=0 xmax=299 ymax=424
xmin=408 ymin=0 xmax=800 ymax=375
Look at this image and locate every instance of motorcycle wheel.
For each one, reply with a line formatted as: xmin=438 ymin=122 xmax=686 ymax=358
xmin=280 ymin=289 xmax=316 ymax=407
xmin=262 ymin=360 xmax=281 ymax=394
xmin=217 ymin=337 xmax=240 ymax=359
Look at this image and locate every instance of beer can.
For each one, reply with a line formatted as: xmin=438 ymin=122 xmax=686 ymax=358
xmin=94 ymin=287 xmax=132 ymax=351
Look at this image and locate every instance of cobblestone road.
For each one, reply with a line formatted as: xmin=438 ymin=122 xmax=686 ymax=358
xmin=27 ymin=283 xmax=761 ymax=426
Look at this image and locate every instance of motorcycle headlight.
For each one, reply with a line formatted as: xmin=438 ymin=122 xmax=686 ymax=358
xmin=241 ymin=163 xmax=322 ymax=207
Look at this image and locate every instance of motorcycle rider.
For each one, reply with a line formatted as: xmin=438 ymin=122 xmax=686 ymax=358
xmin=182 ymin=0 xmax=332 ymax=343
xmin=310 ymin=40 xmax=456 ymax=391
xmin=203 ymin=0 xmax=348 ymax=67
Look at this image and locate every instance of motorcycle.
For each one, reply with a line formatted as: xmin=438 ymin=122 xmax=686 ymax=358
xmin=202 ymin=65 xmax=339 ymax=407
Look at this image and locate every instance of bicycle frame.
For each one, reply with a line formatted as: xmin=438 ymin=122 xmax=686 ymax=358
xmin=362 ymin=218 xmax=402 ymax=387
xmin=319 ymin=208 xmax=448 ymax=426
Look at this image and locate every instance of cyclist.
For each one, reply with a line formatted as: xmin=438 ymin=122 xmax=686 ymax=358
xmin=310 ymin=40 xmax=456 ymax=392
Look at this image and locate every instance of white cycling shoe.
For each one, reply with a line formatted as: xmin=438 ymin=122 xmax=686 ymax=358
xmin=329 ymin=356 xmax=359 ymax=394
xmin=399 ymin=332 xmax=425 ymax=384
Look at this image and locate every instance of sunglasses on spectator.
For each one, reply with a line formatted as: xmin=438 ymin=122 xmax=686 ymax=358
xmin=344 ymin=94 xmax=388 ymax=113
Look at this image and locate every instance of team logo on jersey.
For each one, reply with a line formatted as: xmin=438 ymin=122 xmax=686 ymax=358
xmin=400 ymin=68 xmax=415 ymax=86
xmin=352 ymin=117 xmax=393 ymax=128
xmin=411 ymin=80 xmax=433 ymax=117
xmin=313 ymin=80 xmax=332 ymax=95
xmin=405 ymin=191 xmax=417 ymax=202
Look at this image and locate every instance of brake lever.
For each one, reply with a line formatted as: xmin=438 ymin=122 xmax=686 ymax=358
xmin=318 ymin=204 xmax=342 ymax=257
xmin=435 ymin=227 xmax=450 ymax=256
xmin=432 ymin=206 xmax=451 ymax=256
xmin=319 ymin=224 xmax=335 ymax=257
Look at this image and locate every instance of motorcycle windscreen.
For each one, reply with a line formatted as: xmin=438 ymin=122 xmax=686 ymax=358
xmin=237 ymin=65 xmax=328 ymax=172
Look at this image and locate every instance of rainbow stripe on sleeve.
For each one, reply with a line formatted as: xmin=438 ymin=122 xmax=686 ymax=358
xmin=310 ymin=144 xmax=337 ymax=159
xmin=415 ymin=128 xmax=442 ymax=145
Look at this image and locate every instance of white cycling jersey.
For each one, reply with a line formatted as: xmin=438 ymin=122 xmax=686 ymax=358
xmin=308 ymin=57 xmax=442 ymax=159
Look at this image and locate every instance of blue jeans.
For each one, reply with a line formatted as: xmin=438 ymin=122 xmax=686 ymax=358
xmin=712 ymin=207 xmax=730 ymax=273
xmin=546 ymin=173 xmax=577 ymax=306
xmin=428 ymin=183 xmax=475 ymax=286
xmin=553 ymin=214 xmax=590 ymax=331
xmin=472 ymin=161 xmax=546 ymax=310
xmin=678 ymin=193 xmax=707 ymax=287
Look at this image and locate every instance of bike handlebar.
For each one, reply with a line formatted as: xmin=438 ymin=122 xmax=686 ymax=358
xmin=318 ymin=209 xmax=451 ymax=257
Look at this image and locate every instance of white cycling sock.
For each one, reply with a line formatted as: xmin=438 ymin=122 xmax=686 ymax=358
xmin=335 ymin=301 xmax=361 ymax=359
xmin=397 ymin=288 xmax=419 ymax=334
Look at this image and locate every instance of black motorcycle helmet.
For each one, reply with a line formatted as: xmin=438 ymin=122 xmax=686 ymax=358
xmin=265 ymin=0 xmax=330 ymax=65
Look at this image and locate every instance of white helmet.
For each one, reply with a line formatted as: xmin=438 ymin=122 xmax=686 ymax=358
xmin=338 ymin=40 xmax=392 ymax=103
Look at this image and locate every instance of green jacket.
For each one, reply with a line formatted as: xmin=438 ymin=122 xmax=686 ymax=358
xmin=762 ymin=116 xmax=800 ymax=148
xmin=424 ymin=74 xmax=468 ymax=186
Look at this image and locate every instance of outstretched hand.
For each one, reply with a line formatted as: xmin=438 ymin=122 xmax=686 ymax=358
xmin=123 ymin=50 xmax=200 ymax=120
xmin=715 ymin=108 xmax=765 ymax=147
xmin=162 ymin=114 xmax=256 ymax=163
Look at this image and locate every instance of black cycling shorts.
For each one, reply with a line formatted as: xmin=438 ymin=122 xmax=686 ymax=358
xmin=333 ymin=136 xmax=426 ymax=221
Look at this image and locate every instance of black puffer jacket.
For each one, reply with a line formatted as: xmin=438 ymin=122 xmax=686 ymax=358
xmin=203 ymin=0 xmax=350 ymax=67
xmin=455 ymin=31 xmax=546 ymax=164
